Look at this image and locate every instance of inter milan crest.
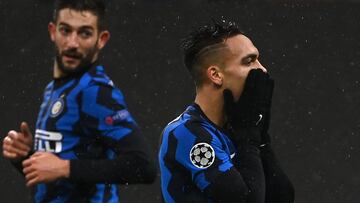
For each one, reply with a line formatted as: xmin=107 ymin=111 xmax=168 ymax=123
xmin=50 ymin=98 xmax=64 ymax=117
xmin=189 ymin=142 xmax=215 ymax=169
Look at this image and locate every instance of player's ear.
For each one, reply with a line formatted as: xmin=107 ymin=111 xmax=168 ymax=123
xmin=207 ymin=65 xmax=223 ymax=86
xmin=97 ymin=30 xmax=110 ymax=50
xmin=48 ymin=22 xmax=56 ymax=42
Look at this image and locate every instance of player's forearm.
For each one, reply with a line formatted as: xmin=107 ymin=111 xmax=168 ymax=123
xmin=260 ymin=142 xmax=295 ymax=203
xmin=68 ymin=151 xmax=156 ymax=184
xmin=226 ymin=127 xmax=266 ymax=202
xmin=205 ymin=135 xmax=266 ymax=202
xmin=205 ymin=167 xmax=250 ymax=202
xmin=205 ymin=146 xmax=265 ymax=203
xmin=235 ymin=143 xmax=266 ymax=202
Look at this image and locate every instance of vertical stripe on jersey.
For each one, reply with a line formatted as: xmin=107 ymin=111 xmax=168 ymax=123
xmin=36 ymin=82 xmax=54 ymax=129
xmin=39 ymin=80 xmax=76 ymax=130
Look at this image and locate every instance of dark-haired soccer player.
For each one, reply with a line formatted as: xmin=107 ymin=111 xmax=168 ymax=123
xmin=2 ymin=0 xmax=156 ymax=202
xmin=159 ymin=21 xmax=295 ymax=202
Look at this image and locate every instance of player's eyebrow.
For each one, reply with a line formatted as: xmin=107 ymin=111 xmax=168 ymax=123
xmin=78 ymin=26 xmax=94 ymax=31
xmin=58 ymin=22 xmax=94 ymax=31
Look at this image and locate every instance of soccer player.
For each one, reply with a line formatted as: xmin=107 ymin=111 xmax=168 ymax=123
xmin=159 ymin=21 xmax=295 ymax=202
xmin=2 ymin=0 xmax=156 ymax=202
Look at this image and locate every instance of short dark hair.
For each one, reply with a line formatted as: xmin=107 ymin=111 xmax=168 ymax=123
xmin=53 ymin=0 xmax=106 ymax=30
xmin=181 ymin=20 xmax=243 ymax=86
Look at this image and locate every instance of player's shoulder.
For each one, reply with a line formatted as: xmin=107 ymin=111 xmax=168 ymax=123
xmin=44 ymin=81 xmax=54 ymax=91
xmin=79 ymin=64 xmax=124 ymax=95
xmin=163 ymin=107 xmax=219 ymax=144
xmin=86 ymin=64 xmax=115 ymax=88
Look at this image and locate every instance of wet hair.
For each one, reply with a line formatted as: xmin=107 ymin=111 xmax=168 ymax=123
xmin=53 ymin=0 xmax=106 ymax=30
xmin=181 ymin=20 xmax=243 ymax=87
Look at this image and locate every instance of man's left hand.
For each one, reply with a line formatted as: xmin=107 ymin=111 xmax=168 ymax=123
xmin=22 ymin=152 xmax=70 ymax=187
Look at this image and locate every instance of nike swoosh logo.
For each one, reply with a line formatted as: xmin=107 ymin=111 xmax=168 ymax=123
xmin=230 ymin=153 xmax=236 ymax=159
xmin=256 ymin=114 xmax=263 ymax=125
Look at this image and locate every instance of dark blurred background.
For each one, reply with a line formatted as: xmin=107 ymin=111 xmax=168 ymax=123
xmin=1 ymin=0 xmax=360 ymax=202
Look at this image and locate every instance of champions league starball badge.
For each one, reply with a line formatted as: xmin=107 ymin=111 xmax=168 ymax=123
xmin=50 ymin=98 xmax=65 ymax=117
xmin=190 ymin=142 xmax=215 ymax=169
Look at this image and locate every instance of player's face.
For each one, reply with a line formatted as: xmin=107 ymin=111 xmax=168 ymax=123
xmin=222 ymin=34 xmax=266 ymax=101
xmin=48 ymin=8 xmax=109 ymax=75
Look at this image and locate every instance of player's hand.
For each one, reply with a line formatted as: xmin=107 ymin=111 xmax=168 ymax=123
xmin=2 ymin=122 xmax=33 ymax=160
xmin=22 ymin=152 xmax=70 ymax=187
xmin=223 ymin=69 xmax=274 ymax=145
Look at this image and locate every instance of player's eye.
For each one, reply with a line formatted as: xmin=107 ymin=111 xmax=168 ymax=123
xmin=79 ymin=30 xmax=93 ymax=39
xmin=59 ymin=26 xmax=71 ymax=35
xmin=243 ymin=58 xmax=253 ymax=66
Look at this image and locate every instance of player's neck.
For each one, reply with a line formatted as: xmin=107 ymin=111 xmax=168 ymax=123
xmin=195 ymin=86 xmax=225 ymax=127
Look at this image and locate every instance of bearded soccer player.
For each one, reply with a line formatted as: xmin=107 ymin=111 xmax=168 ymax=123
xmin=159 ymin=21 xmax=295 ymax=202
xmin=2 ymin=0 xmax=156 ymax=202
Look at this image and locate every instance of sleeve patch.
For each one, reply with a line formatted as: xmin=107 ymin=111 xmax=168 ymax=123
xmin=105 ymin=109 xmax=130 ymax=125
xmin=189 ymin=142 xmax=215 ymax=169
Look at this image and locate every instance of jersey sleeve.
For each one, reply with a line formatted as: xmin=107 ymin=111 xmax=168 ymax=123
xmin=171 ymin=122 xmax=234 ymax=191
xmin=68 ymin=81 xmax=156 ymax=184
xmin=80 ymin=82 xmax=136 ymax=141
xmin=170 ymin=122 xmax=266 ymax=202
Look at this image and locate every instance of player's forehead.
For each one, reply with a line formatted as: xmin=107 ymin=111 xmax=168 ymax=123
xmin=56 ymin=8 xmax=98 ymax=29
xmin=225 ymin=34 xmax=259 ymax=59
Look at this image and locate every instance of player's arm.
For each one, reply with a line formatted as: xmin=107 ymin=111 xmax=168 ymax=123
xmin=69 ymin=127 xmax=156 ymax=184
xmin=207 ymin=69 xmax=275 ymax=202
xmin=204 ymin=143 xmax=265 ymax=203
xmin=260 ymin=133 xmax=295 ymax=203
xmin=172 ymin=123 xmax=265 ymax=203
xmin=224 ymin=68 xmax=294 ymax=203
xmin=68 ymin=83 xmax=156 ymax=184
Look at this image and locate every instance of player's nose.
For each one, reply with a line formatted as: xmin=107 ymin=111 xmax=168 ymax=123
xmin=256 ymin=60 xmax=267 ymax=73
xmin=67 ymin=33 xmax=80 ymax=48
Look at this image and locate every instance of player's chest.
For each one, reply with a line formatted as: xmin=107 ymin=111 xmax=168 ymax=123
xmin=38 ymin=90 xmax=79 ymax=128
xmin=35 ymin=86 xmax=84 ymax=153
xmin=37 ymin=80 xmax=83 ymax=127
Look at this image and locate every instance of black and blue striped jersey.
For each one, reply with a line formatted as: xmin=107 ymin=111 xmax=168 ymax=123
xmin=159 ymin=103 xmax=239 ymax=202
xmin=159 ymin=103 xmax=295 ymax=203
xmin=32 ymin=63 xmax=154 ymax=202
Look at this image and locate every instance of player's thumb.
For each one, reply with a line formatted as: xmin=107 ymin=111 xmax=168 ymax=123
xmin=20 ymin=122 xmax=32 ymax=137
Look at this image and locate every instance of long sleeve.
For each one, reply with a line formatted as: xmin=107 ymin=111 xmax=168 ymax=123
xmin=69 ymin=128 xmax=156 ymax=184
xmin=260 ymin=138 xmax=295 ymax=203
xmin=67 ymin=82 xmax=157 ymax=184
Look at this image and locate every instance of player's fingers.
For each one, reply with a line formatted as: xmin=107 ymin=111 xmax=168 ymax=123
xmin=2 ymin=150 xmax=17 ymax=159
xmin=3 ymin=136 xmax=13 ymax=145
xmin=25 ymin=171 xmax=37 ymax=182
xmin=8 ymin=131 xmax=27 ymax=144
xmin=26 ymin=176 xmax=39 ymax=187
xmin=3 ymin=137 xmax=14 ymax=150
xmin=9 ymin=131 xmax=31 ymax=146
xmin=31 ymin=151 xmax=44 ymax=157
xmin=7 ymin=131 xmax=19 ymax=141
xmin=3 ymin=144 xmax=29 ymax=157
xmin=23 ymin=164 xmax=35 ymax=175
xmin=20 ymin=122 xmax=32 ymax=138
xmin=6 ymin=135 xmax=31 ymax=151
xmin=7 ymin=132 xmax=31 ymax=152
xmin=11 ymin=140 xmax=31 ymax=153
xmin=22 ymin=158 xmax=33 ymax=168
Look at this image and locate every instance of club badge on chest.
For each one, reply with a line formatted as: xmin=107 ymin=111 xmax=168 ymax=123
xmin=50 ymin=94 xmax=65 ymax=118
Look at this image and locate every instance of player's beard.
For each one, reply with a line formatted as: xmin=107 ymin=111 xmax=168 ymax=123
xmin=55 ymin=43 xmax=98 ymax=76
